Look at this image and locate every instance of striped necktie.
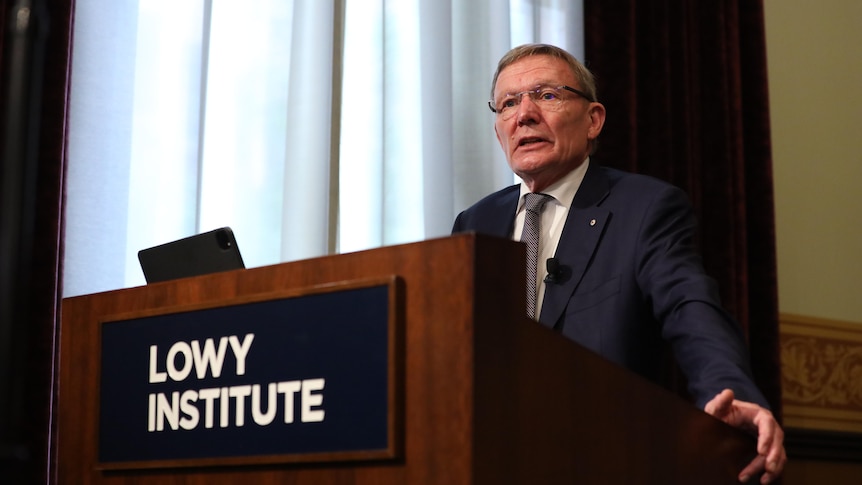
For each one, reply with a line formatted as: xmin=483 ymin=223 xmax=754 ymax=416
xmin=521 ymin=193 xmax=552 ymax=319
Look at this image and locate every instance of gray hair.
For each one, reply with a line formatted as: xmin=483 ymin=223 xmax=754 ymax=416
xmin=490 ymin=44 xmax=597 ymax=102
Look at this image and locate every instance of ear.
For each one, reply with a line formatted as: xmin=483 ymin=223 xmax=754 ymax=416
xmin=587 ymin=102 xmax=606 ymax=140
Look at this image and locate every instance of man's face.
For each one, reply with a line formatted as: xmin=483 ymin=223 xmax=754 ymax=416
xmin=493 ymin=55 xmax=605 ymax=192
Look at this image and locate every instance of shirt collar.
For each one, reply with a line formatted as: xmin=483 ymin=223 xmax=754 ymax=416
xmin=518 ymin=157 xmax=590 ymax=211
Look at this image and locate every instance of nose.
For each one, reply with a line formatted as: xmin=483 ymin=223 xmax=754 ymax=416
xmin=516 ymin=94 xmax=540 ymax=125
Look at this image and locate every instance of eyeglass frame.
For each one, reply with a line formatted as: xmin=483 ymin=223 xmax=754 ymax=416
xmin=488 ymin=84 xmax=596 ymax=118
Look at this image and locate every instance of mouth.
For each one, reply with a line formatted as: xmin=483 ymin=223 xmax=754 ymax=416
xmin=518 ymin=136 xmax=547 ymax=147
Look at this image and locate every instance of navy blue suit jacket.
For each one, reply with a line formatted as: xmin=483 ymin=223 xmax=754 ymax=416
xmin=452 ymin=164 xmax=767 ymax=408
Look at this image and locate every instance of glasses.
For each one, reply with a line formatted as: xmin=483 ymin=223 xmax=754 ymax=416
xmin=488 ymin=84 xmax=594 ymax=120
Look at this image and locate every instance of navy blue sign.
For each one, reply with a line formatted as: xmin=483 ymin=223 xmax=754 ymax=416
xmin=98 ymin=281 xmax=397 ymax=467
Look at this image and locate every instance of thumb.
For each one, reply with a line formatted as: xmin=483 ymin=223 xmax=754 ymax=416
xmin=705 ymin=389 xmax=735 ymax=417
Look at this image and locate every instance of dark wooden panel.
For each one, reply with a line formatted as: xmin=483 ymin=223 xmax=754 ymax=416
xmin=56 ymin=234 xmax=756 ymax=484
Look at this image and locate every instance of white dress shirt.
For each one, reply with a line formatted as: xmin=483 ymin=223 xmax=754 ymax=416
xmin=513 ymin=157 xmax=589 ymax=318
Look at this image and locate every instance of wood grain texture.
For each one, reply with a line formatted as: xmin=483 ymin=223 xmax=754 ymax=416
xmin=56 ymin=234 xmax=756 ymax=484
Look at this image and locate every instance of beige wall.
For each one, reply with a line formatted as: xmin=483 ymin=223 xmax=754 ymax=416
xmin=764 ymin=0 xmax=862 ymax=324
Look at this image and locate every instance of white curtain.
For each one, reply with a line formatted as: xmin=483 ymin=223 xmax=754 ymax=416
xmin=63 ymin=0 xmax=584 ymax=297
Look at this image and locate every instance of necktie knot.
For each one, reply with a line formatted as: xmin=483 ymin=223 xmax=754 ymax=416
xmin=524 ymin=192 xmax=552 ymax=214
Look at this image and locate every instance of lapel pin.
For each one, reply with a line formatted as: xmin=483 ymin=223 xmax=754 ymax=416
xmin=590 ymin=219 xmax=597 ymax=226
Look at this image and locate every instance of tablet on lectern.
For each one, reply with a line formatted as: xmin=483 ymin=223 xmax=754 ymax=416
xmin=137 ymin=227 xmax=245 ymax=283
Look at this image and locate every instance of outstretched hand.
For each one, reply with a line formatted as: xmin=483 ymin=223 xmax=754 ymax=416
xmin=704 ymin=389 xmax=786 ymax=484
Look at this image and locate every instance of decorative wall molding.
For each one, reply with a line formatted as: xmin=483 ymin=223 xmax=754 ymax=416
xmin=780 ymin=313 xmax=862 ymax=434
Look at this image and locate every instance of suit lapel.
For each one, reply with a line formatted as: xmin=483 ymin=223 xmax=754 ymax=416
xmin=484 ymin=187 xmax=520 ymax=238
xmin=539 ymin=165 xmax=611 ymax=328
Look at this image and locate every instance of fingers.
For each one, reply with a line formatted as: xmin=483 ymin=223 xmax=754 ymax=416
xmin=704 ymin=388 xmax=735 ymax=417
xmin=759 ymin=470 xmax=781 ymax=484
xmin=755 ymin=410 xmax=777 ymax=454
xmin=737 ymin=454 xmax=764 ymax=483
xmin=739 ymin=409 xmax=786 ymax=484
xmin=762 ymin=426 xmax=787 ymax=482
xmin=701 ymin=391 xmax=787 ymax=483
xmin=737 ymin=454 xmax=784 ymax=484
xmin=754 ymin=407 xmax=785 ymax=467
xmin=757 ymin=453 xmax=786 ymax=485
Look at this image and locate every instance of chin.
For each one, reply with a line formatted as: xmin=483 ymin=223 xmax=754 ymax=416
xmin=510 ymin=159 xmax=551 ymax=176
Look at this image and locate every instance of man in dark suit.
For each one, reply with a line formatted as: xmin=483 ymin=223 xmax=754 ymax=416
xmin=452 ymin=43 xmax=785 ymax=483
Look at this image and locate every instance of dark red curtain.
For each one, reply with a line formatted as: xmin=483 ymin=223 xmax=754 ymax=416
xmin=0 ymin=0 xmax=74 ymax=483
xmin=584 ymin=0 xmax=782 ymax=416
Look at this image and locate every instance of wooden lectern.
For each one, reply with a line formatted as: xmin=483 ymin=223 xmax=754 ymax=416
xmin=55 ymin=234 xmax=756 ymax=484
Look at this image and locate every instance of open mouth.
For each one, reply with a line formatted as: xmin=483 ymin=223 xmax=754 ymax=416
xmin=519 ymin=137 xmax=546 ymax=146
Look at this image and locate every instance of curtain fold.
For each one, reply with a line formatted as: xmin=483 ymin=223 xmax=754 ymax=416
xmin=60 ymin=0 xmax=590 ymax=298
xmin=584 ymin=0 xmax=782 ymax=416
xmin=0 ymin=0 xmax=74 ymax=483
xmin=281 ymin=0 xmax=335 ymax=261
